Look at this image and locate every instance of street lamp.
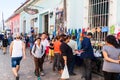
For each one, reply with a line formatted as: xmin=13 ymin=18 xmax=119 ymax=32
xmin=63 ymin=0 xmax=67 ymax=33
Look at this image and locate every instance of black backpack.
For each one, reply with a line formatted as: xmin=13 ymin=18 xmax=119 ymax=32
xmin=33 ymin=44 xmax=43 ymax=54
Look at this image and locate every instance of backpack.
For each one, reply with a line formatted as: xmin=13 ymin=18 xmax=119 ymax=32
xmin=33 ymin=44 xmax=44 ymax=54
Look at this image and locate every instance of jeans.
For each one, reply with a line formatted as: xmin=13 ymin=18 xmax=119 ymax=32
xmin=53 ymin=53 xmax=61 ymax=71
xmin=68 ymin=55 xmax=76 ymax=74
xmin=82 ymin=58 xmax=92 ymax=80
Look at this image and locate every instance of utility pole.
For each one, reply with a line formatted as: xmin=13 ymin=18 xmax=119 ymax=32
xmin=64 ymin=0 xmax=67 ymax=22
xmin=63 ymin=0 xmax=67 ymax=32
xmin=2 ymin=12 xmax=5 ymax=31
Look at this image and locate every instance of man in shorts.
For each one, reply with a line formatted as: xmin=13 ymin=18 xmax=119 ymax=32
xmin=9 ymin=33 xmax=26 ymax=80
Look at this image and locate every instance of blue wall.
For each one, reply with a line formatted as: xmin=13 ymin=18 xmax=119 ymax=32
xmin=20 ymin=0 xmax=86 ymax=34
xmin=35 ymin=0 xmax=62 ymax=33
xmin=20 ymin=12 xmax=31 ymax=34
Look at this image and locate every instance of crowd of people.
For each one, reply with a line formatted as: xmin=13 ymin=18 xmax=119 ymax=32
xmin=0 ymin=31 xmax=120 ymax=80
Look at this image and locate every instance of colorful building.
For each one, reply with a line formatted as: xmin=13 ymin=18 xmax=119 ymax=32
xmin=5 ymin=13 xmax=20 ymax=34
xmin=6 ymin=0 xmax=120 ymax=36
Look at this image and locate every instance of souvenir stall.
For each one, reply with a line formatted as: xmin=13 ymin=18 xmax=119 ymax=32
xmin=68 ymin=27 xmax=109 ymax=76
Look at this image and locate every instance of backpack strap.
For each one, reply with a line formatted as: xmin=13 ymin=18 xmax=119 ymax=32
xmin=33 ymin=44 xmax=36 ymax=53
xmin=41 ymin=45 xmax=43 ymax=54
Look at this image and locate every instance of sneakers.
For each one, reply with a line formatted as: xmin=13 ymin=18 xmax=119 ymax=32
xmin=37 ymin=77 xmax=41 ymax=80
xmin=40 ymin=71 xmax=45 ymax=76
xmin=16 ymin=76 xmax=19 ymax=80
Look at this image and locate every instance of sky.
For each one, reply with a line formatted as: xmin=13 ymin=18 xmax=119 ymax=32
xmin=0 ymin=0 xmax=26 ymax=20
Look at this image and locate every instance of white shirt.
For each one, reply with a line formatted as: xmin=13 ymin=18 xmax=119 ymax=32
xmin=68 ymin=39 xmax=77 ymax=55
xmin=12 ymin=40 xmax=23 ymax=57
xmin=41 ymin=39 xmax=49 ymax=50
xmin=32 ymin=44 xmax=45 ymax=58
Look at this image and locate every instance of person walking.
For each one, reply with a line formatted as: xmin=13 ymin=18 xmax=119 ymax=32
xmin=102 ymin=35 xmax=120 ymax=80
xmin=32 ymin=38 xmax=45 ymax=80
xmin=2 ymin=36 xmax=8 ymax=54
xmin=40 ymin=32 xmax=49 ymax=75
xmin=9 ymin=33 xmax=26 ymax=80
xmin=80 ymin=32 xmax=95 ymax=80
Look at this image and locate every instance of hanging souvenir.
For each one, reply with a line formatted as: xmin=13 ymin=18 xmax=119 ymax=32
xmin=110 ymin=25 xmax=115 ymax=34
xmin=91 ymin=28 xmax=96 ymax=33
xmin=68 ymin=29 xmax=71 ymax=35
xmin=101 ymin=26 xmax=109 ymax=32
xmin=78 ymin=28 xmax=81 ymax=33
xmin=71 ymin=29 xmax=73 ymax=36
xmin=82 ymin=28 xmax=85 ymax=33
xmin=75 ymin=29 xmax=77 ymax=38
xmin=97 ymin=27 xmax=101 ymax=32
xmin=72 ymin=29 xmax=75 ymax=36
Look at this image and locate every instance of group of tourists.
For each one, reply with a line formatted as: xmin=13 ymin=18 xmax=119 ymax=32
xmin=8 ymin=31 xmax=120 ymax=80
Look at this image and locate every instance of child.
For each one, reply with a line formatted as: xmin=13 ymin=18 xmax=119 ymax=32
xmin=49 ymin=39 xmax=55 ymax=63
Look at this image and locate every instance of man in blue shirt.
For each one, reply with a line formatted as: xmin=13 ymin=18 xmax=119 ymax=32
xmin=80 ymin=32 xmax=94 ymax=80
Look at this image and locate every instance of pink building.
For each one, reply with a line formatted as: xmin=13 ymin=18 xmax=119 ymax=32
xmin=5 ymin=13 xmax=20 ymax=34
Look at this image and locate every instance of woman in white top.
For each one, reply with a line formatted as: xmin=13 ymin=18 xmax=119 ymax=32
xmin=9 ymin=33 xmax=26 ymax=80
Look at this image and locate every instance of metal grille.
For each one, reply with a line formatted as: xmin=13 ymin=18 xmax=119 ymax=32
xmin=88 ymin=0 xmax=109 ymax=41
xmin=88 ymin=0 xmax=110 ymax=53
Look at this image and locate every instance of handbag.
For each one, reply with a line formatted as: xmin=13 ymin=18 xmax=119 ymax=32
xmin=61 ymin=64 xmax=70 ymax=79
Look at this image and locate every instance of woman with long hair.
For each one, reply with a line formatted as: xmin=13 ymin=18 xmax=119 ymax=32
xmin=102 ymin=35 xmax=120 ymax=80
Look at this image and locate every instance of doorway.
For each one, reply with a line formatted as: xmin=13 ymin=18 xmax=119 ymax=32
xmin=23 ymin=20 xmax=26 ymax=34
xmin=44 ymin=14 xmax=49 ymax=33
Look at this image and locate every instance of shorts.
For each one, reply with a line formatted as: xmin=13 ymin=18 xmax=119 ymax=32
xmin=49 ymin=49 xmax=54 ymax=56
xmin=11 ymin=57 xmax=22 ymax=68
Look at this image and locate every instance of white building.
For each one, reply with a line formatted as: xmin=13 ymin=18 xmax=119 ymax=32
xmin=14 ymin=0 xmax=120 ymax=36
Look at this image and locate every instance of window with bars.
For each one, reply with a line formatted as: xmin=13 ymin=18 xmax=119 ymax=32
xmin=88 ymin=0 xmax=109 ymax=41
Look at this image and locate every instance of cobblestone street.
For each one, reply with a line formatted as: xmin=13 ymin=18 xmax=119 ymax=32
xmin=0 ymin=47 xmax=104 ymax=80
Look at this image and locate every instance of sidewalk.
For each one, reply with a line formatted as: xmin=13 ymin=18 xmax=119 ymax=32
xmin=0 ymin=48 xmax=104 ymax=80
